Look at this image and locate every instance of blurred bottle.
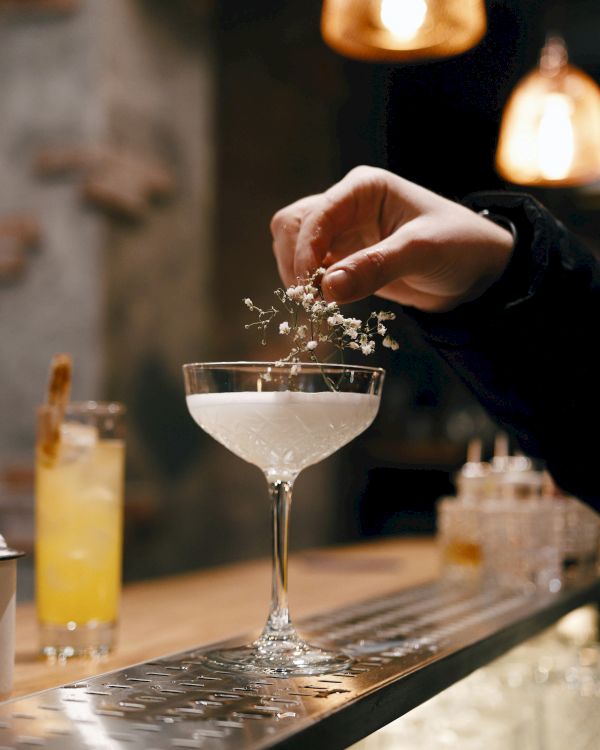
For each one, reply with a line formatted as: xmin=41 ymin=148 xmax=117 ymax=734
xmin=456 ymin=438 xmax=490 ymax=501
xmin=438 ymin=440 xmax=488 ymax=583
xmin=497 ymin=455 xmax=543 ymax=501
xmin=488 ymin=433 xmax=542 ymax=500
xmin=553 ymin=495 xmax=600 ymax=586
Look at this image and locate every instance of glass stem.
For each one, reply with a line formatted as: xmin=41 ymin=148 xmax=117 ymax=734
xmin=264 ymin=478 xmax=295 ymax=640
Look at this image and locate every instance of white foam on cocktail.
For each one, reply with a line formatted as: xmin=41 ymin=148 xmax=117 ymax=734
xmin=186 ymin=390 xmax=380 ymax=480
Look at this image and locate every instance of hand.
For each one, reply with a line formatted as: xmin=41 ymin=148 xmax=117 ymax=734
xmin=270 ymin=166 xmax=514 ymax=312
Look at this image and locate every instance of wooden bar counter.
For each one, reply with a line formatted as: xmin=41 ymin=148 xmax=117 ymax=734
xmin=13 ymin=537 xmax=439 ymax=700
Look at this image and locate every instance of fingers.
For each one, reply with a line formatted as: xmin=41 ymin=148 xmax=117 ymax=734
xmin=293 ymin=166 xmax=392 ymax=280
xmin=321 ymin=227 xmax=424 ymax=304
xmin=270 ymin=195 xmax=321 ymax=287
xmin=270 ymin=166 xmax=412 ymax=294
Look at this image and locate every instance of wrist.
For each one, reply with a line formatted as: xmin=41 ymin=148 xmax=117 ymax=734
xmin=401 ymin=191 xmax=555 ymax=348
xmin=460 ymin=213 xmax=515 ymax=305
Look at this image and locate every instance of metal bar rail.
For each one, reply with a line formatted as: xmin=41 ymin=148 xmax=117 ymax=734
xmin=1 ymin=578 xmax=599 ymax=750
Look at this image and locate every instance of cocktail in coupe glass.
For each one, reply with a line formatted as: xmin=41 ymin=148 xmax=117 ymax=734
xmin=183 ymin=361 xmax=384 ymax=677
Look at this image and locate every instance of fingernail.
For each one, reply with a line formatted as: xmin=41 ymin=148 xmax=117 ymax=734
xmin=323 ymin=269 xmax=355 ymax=299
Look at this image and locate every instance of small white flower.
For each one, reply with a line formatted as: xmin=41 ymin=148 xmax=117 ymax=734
xmin=261 ymin=371 xmax=272 ymax=382
xmin=286 ymin=286 xmax=304 ymax=301
xmin=245 ymin=271 xmax=394 ymax=372
xmin=315 ymin=267 xmax=327 ymax=275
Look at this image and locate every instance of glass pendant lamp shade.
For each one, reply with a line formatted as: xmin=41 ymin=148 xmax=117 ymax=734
xmin=321 ymin=0 xmax=487 ymax=62
xmin=496 ymin=37 xmax=600 ymax=187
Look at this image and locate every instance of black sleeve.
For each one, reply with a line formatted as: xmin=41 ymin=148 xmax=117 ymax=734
xmin=402 ymin=192 xmax=600 ymax=509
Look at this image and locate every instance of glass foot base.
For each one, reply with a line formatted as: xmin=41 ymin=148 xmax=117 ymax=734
xmin=39 ymin=621 xmax=116 ymax=660
xmin=198 ymin=636 xmax=352 ymax=677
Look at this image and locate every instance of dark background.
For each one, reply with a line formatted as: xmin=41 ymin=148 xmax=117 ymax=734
xmin=1 ymin=0 xmax=599 ymax=587
xmin=214 ymin=0 xmax=600 ymax=542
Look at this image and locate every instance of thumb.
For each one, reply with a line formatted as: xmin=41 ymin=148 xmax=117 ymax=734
xmin=293 ymin=166 xmax=392 ymax=280
xmin=321 ymin=232 xmax=419 ymax=303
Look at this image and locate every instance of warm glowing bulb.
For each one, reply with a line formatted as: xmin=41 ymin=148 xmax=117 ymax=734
xmin=496 ymin=36 xmax=600 ymax=186
xmin=537 ymin=93 xmax=574 ymax=180
xmin=321 ymin=0 xmax=486 ymax=61
xmin=379 ymin=0 xmax=428 ymax=42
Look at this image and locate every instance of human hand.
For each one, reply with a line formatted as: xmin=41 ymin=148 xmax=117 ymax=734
xmin=270 ymin=166 xmax=514 ymax=312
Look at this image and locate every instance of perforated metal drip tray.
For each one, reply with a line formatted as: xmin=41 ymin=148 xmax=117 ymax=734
xmin=2 ymin=579 xmax=599 ymax=750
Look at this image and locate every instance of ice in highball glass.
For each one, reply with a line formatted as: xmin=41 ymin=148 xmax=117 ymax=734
xmin=35 ymin=401 xmax=125 ymax=658
xmin=183 ymin=361 xmax=384 ymax=677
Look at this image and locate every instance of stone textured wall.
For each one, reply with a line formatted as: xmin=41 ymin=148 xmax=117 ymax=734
xmin=0 ymin=2 xmax=105 ymax=462
xmin=0 ymin=0 xmax=345 ymax=581
xmin=0 ymin=0 xmax=219 ymax=578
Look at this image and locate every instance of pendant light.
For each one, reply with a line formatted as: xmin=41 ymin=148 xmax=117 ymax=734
xmin=321 ymin=0 xmax=487 ymax=62
xmin=496 ymin=36 xmax=600 ymax=187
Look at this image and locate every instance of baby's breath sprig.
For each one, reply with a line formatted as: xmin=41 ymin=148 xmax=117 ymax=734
xmin=242 ymin=298 xmax=278 ymax=346
xmin=243 ymin=268 xmax=399 ymax=370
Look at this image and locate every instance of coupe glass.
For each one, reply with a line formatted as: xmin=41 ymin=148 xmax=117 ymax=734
xmin=183 ymin=361 xmax=384 ymax=677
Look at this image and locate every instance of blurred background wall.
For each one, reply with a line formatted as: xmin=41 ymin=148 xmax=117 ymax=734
xmin=1 ymin=0 xmax=599 ymax=593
